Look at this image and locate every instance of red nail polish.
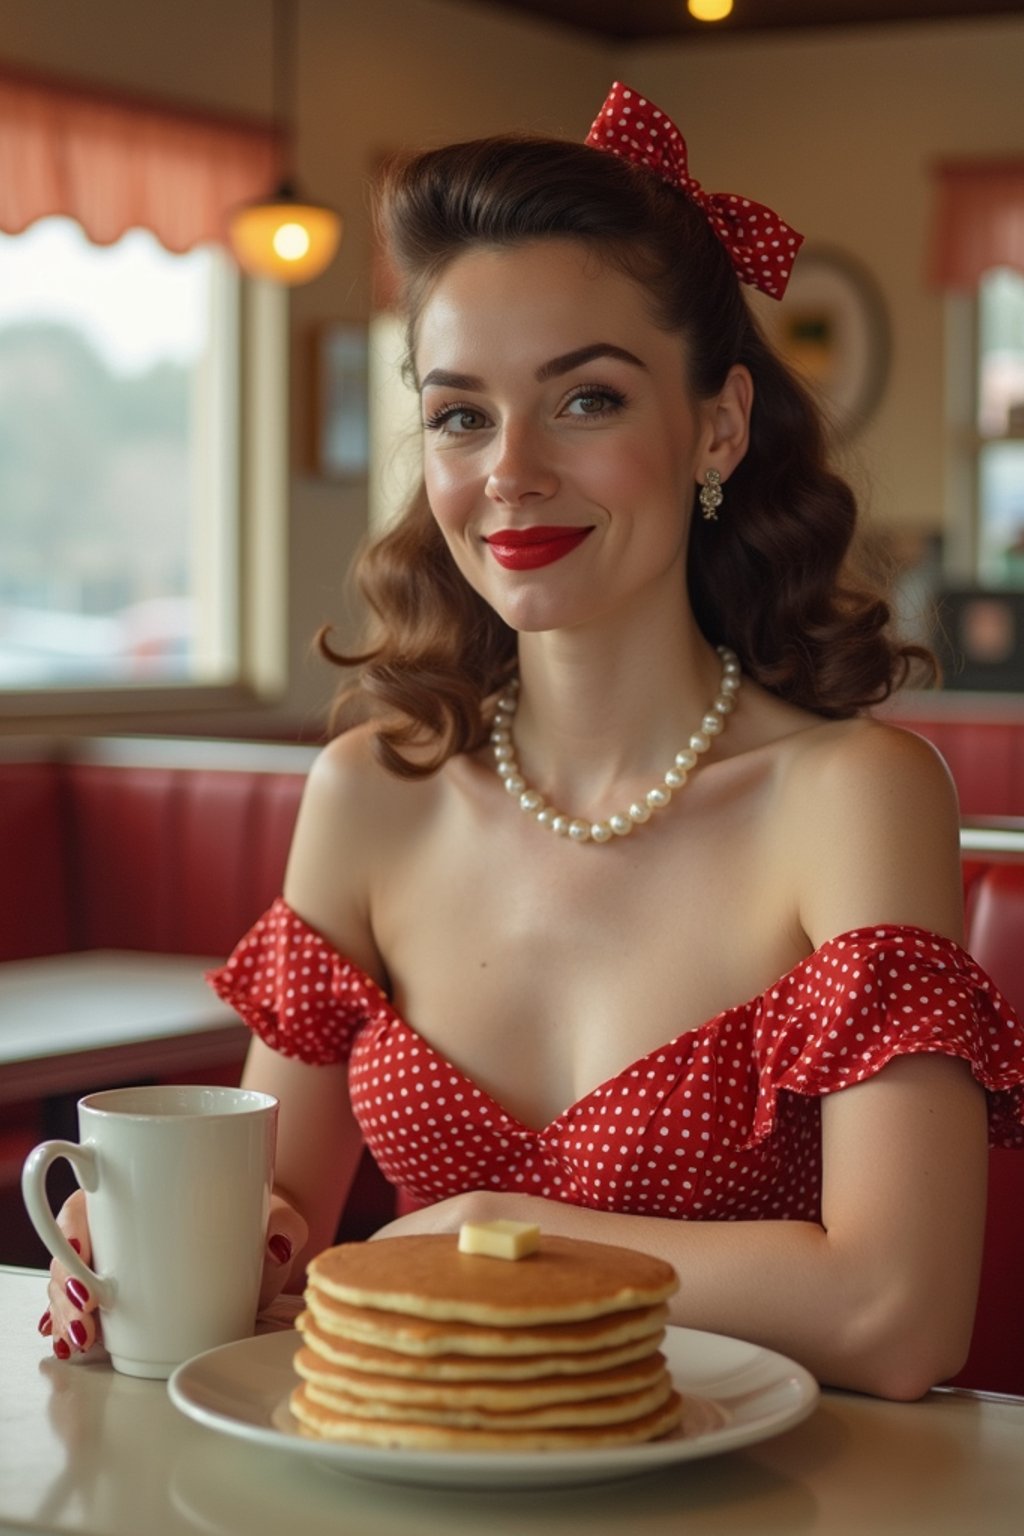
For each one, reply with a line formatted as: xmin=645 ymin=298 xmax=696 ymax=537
xmin=65 ymin=1278 xmax=90 ymax=1310
xmin=38 ymin=1310 xmax=53 ymax=1337
xmin=69 ymin=1237 xmax=82 ymax=1255
xmin=68 ymin=1320 xmax=88 ymax=1351
xmin=268 ymin=1233 xmax=293 ymax=1265
xmin=53 ymin=1338 xmax=71 ymax=1360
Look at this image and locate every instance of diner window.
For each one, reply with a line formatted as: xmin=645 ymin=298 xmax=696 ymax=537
xmin=0 ymin=217 xmax=240 ymax=689
xmin=976 ymin=269 xmax=1024 ymax=586
xmin=0 ymin=64 xmax=287 ymax=716
xmin=931 ymin=159 xmax=1024 ymax=588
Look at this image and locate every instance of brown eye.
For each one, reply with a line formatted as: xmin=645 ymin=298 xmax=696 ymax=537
xmin=424 ymin=404 xmax=488 ymax=435
xmin=563 ymin=387 xmax=627 ymax=419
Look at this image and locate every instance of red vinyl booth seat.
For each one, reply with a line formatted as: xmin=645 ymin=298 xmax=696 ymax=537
xmin=0 ymin=741 xmax=314 ymax=963
xmin=0 ymin=758 xmax=72 ymax=962
xmin=952 ymin=863 xmax=1024 ymax=1397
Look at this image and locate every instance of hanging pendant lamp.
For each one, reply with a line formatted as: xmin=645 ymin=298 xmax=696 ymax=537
xmin=687 ymin=0 xmax=734 ymax=20
xmin=229 ymin=0 xmax=342 ymax=285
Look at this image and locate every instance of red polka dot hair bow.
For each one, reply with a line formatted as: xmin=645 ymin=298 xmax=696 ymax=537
xmin=585 ymin=81 xmax=804 ymax=301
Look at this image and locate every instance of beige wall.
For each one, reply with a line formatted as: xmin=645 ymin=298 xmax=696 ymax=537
xmin=2 ymin=3 xmax=1022 ymax=731
xmin=626 ymin=17 xmax=1024 ymax=543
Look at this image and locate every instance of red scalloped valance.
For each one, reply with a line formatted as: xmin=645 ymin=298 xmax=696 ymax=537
xmin=0 ymin=62 xmax=284 ymax=252
xmin=929 ymin=159 xmax=1024 ymax=290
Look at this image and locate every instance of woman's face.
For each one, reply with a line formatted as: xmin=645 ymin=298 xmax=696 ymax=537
xmin=414 ymin=239 xmax=726 ymax=637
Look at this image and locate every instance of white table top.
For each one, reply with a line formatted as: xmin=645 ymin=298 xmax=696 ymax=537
xmin=0 ymin=951 xmax=248 ymax=1104
xmin=1 ymin=1267 xmax=1022 ymax=1536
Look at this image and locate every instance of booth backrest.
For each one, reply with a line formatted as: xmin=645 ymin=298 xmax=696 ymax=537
xmin=951 ymin=861 xmax=1024 ymax=1396
xmin=0 ymin=756 xmax=71 ymax=960
xmin=969 ymin=864 xmax=1024 ymax=988
xmin=0 ymin=738 xmax=316 ymax=963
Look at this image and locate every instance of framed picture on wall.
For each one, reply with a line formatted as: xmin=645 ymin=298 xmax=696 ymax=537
xmin=313 ymin=321 xmax=370 ymax=480
xmin=933 ymin=588 xmax=1024 ymax=692
xmin=765 ymin=246 xmax=891 ymax=440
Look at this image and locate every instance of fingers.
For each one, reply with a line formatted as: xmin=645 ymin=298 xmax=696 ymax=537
xmin=258 ymin=1194 xmax=310 ymax=1311
xmin=45 ymin=1191 xmax=103 ymax=1360
xmin=46 ymin=1266 xmax=102 ymax=1359
xmin=43 ymin=1298 xmax=99 ymax=1359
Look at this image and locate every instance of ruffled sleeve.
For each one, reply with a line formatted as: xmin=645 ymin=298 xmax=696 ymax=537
xmin=746 ymin=925 xmax=1024 ymax=1151
xmin=206 ymin=897 xmax=390 ymax=1065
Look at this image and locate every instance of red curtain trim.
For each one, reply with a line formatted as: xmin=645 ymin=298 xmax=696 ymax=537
xmin=929 ymin=158 xmax=1024 ymax=290
xmin=0 ymin=60 xmax=285 ymax=253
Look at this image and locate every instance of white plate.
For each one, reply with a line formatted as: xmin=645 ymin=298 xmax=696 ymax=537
xmin=168 ymin=1326 xmax=818 ymax=1491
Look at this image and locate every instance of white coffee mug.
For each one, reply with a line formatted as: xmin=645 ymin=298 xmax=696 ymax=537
xmin=22 ymin=1084 xmax=278 ymax=1379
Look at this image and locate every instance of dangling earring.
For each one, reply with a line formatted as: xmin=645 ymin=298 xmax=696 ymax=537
xmin=699 ymin=468 xmax=723 ymax=522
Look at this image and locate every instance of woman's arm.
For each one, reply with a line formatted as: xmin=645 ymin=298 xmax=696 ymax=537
xmin=241 ymin=1043 xmax=363 ymax=1294
xmin=242 ymin=727 xmax=391 ymax=1292
xmin=386 ymin=1049 xmax=985 ymax=1399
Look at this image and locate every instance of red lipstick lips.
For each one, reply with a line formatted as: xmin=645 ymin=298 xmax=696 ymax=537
xmin=485 ymin=526 xmax=592 ymax=570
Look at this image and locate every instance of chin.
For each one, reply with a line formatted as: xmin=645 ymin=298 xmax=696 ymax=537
xmin=489 ymin=597 xmax=582 ymax=635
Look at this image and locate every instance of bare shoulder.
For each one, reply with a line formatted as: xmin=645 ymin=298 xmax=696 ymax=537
xmin=788 ymin=713 xmax=958 ymax=813
xmin=303 ymin=720 xmax=448 ymax=814
xmin=778 ymin=714 xmax=964 ymax=947
xmin=303 ymin=720 xmax=394 ymax=808
xmin=282 ymin=723 xmax=438 ymax=979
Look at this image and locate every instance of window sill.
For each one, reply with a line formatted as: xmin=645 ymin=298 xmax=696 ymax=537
xmin=0 ymin=681 xmax=291 ymax=738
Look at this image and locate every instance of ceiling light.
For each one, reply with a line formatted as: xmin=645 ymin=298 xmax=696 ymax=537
xmin=229 ymin=0 xmax=341 ymax=285
xmin=688 ymin=0 xmax=734 ymax=21
xmin=230 ymin=184 xmax=341 ymax=285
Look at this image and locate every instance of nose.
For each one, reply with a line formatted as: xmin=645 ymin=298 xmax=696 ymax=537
xmin=484 ymin=422 xmax=559 ymax=506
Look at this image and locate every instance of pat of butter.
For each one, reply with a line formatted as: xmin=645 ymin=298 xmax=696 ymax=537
xmin=458 ymin=1220 xmax=541 ymax=1260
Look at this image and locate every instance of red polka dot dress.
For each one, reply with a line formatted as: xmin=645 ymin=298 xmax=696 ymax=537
xmin=208 ymin=900 xmax=1024 ymax=1222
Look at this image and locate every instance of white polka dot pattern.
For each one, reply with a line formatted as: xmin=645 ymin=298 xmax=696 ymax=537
xmin=208 ymin=903 xmax=1024 ymax=1223
xmin=584 ymin=81 xmax=804 ymax=301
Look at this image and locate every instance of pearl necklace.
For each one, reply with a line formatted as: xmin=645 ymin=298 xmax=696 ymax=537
xmin=491 ymin=646 xmax=742 ymax=845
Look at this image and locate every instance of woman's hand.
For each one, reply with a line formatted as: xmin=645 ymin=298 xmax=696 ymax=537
xmin=40 ymin=1188 xmax=310 ymax=1360
xmin=371 ymin=1190 xmax=549 ymax=1241
xmin=41 ymin=1190 xmax=100 ymax=1360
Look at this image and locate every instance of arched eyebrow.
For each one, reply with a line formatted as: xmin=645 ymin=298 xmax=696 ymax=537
xmin=536 ymin=343 xmax=647 ymax=382
xmin=419 ymin=343 xmax=647 ymax=393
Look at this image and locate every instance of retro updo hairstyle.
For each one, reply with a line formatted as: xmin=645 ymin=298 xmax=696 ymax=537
xmin=320 ymin=134 xmax=933 ymax=774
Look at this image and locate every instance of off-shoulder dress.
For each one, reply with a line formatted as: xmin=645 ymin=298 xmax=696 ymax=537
xmin=208 ymin=899 xmax=1024 ymax=1223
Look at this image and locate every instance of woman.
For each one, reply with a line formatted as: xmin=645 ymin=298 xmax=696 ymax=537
xmin=43 ymin=84 xmax=1023 ymax=1397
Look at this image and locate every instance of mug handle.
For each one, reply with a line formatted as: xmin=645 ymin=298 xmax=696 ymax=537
xmin=21 ymin=1141 xmax=116 ymax=1308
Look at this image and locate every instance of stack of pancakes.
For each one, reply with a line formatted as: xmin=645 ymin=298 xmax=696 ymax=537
xmin=290 ymin=1233 xmax=683 ymax=1450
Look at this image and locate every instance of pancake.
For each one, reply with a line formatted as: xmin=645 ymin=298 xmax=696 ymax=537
xmin=293 ymin=1343 xmax=668 ymax=1408
xmin=298 ymin=1374 xmax=674 ymax=1429
xmin=302 ymin=1291 xmax=670 ymax=1358
xmin=290 ymin=1383 xmax=685 ymax=1451
xmin=295 ymin=1309 xmax=666 ymax=1379
xmin=306 ymin=1234 xmax=678 ymax=1325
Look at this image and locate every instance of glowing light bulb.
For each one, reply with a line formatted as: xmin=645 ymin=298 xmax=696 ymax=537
xmin=229 ymin=195 xmax=343 ymax=285
xmin=688 ymin=0 xmax=734 ymax=21
xmin=272 ymin=222 xmax=312 ymax=261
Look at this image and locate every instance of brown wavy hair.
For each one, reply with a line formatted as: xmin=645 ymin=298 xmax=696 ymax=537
xmin=321 ymin=134 xmax=934 ymax=774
